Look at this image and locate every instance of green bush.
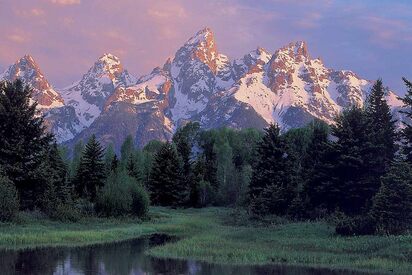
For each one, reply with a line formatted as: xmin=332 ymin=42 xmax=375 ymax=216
xmin=130 ymin=182 xmax=149 ymax=217
xmin=96 ymin=171 xmax=149 ymax=217
xmin=50 ymin=203 xmax=81 ymax=222
xmin=74 ymin=198 xmax=95 ymax=217
xmin=0 ymin=176 xmax=19 ymax=222
xmin=335 ymin=215 xmax=376 ymax=236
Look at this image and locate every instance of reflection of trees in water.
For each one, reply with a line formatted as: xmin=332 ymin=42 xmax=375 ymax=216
xmin=0 ymin=234 xmax=190 ymax=275
xmin=0 ymin=236 xmax=367 ymax=275
xmin=0 ymin=247 xmax=68 ymax=275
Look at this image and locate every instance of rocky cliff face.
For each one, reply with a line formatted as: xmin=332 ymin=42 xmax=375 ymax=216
xmin=0 ymin=28 xmax=404 ymax=149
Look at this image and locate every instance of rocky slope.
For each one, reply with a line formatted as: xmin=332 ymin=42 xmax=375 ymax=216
xmin=0 ymin=28 xmax=404 ymax=149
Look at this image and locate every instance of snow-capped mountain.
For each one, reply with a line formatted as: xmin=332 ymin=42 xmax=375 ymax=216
xmin=0 ymin=55 xmax=64 ymax=110
xmin=61 ymin=53 xmax=136 ymax=129
xmin=0 ymin=28 xmax=405 ymax=149
xmin=0 ymin=55 xmax=83 ymax=142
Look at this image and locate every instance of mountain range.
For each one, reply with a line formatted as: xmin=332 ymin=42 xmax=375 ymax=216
xmin=0 ymin=28 xmax=404 ymax=149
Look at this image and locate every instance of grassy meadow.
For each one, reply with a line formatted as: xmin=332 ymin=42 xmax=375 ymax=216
xmin=0 ymin=207 xmax=411 ymax=274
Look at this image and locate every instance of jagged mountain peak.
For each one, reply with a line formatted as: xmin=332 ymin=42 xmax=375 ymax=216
xmin=18 ymin=54 xmax=38 ymax=67
xmin=174 ymin=27 xmax=220 ymax=74
xmin=1 ymin=54 xmax=64 ymax=110
xmin=59 ymin=53 xmax=136 ymax=132
xmin=249 ymin=47 xmax=272 ymax=63
xmin=233 ymin=47 xmax=272 ymax=79
xmin=8 ymin=54 xmax=43 ymax=79
xmin=255 ymin=46 xmax=271 ymax=56
xmin=186 ymin=27 xmax=214 ymax=45
xmin=275 ymin=41 xmax=309 ymax=61
xmin=91 ymin=53 xmax=123 ymax=79
xmin=98 ymin=53 xmax=121 ymax=66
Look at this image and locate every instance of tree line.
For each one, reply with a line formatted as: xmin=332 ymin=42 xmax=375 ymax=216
xmin=248 ymin=79 xmax=412 ymax=235
xmin=0 ymin=78 xmax=411 ymax=236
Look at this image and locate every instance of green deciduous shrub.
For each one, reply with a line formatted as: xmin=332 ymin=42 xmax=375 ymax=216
xmin=335 ymin=215 xmax=376 ymax=236
xmin=50 ymin=203 xmax=81 ymax=222
xmin=0 ymin=176 xmax=19 ymax=222
xmin=96 ymin=171 xmax=149 ymax=218
xmin=129 ymin=181 xmax=149 ymax=217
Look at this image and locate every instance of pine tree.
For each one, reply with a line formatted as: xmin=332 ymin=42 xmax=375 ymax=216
xmin=301 ymin=120 xmax=329 ymax=215
xmin=104 ymin=144 xmax=115 ymax=174
xmin=249 ymin=124 xmax=297 ymax=216
xmin=308 ymin=107 xmax=371 ymax=215
xmin=70 ymin=141 xmax=84 ymax=180
xmin=47 ymin=143 xmax=71 ymax=203
xmin=149 ymin=142 xmax=186 ymax=206
xmin=126 ymin=153 xmax=141 ymax=181
xmin=199 ymin=131 xmax=218 ymax=190
xmin=111 ymin=154 xmax=119 ymax=172
xmin=120 ymin=135 xmax=134 ymax=168
xmin=399 ymin=78 xmax=412 ymax=163
xmin=302 ymin=120 xmax=329 ymax=174
xmin=364 ymin=79 xmax=397 ymax=187
xmin=74 ymin=135 xmax=106 ymax=202
xmin=370 ymin=161 xmax=412 ymax=234
xmin=172 ymin=122 xmax=200 ymax=206
xmin=0 ymin=80 xmax=53 ymax=209
xmin=141 ymin=140 xmax=164 ymax=187
xmin=36 ymin=143 xmax=71 ymax=214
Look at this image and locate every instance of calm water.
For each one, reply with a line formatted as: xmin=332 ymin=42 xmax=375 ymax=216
xmin=0 ymin=234 xmax=376 ymax=275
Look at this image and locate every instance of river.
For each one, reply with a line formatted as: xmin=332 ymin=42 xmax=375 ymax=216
xmin=0 ymin=234 xmax=376 ymax=275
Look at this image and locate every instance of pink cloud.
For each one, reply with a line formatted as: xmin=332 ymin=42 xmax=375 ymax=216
xmin=7 ymin=34 xmax=27 ymax=43
xmin=50 ymin=0 xmax=80 ymax=5
xmin=15 ymin=8 xmax=45 ymax=18
xmin=358 ymin=16 xmax=411 ymax=48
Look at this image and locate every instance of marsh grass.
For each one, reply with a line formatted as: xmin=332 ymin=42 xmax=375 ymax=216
xmin=0 ymin=207 xmax=411 ymax=274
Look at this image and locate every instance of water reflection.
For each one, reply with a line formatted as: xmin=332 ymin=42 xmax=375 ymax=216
xmin=0 ymin=234 xmax=374 ymax=275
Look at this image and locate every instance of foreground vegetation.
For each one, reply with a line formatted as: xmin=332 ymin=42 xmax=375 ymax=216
xmin=0 ymin=207 xmax=411 ymax=274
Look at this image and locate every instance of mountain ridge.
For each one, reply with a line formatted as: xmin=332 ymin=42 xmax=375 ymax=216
xmin=0 ymin=27 xmax=404 ymax=149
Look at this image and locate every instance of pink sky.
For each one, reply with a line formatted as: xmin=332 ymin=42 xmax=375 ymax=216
xmin=1 ymin=0 xmax=411 ymax=93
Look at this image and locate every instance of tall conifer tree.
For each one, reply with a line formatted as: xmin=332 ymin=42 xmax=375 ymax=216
xmin=74 ymin=135 xmax=105 ymax=201
xmin=249 ymin=124 xmax=297 ymax=215
xmin=399 ymin=78 xmax=412 ymax=163
xmin=308 ymin=107 xmax=371 ymax=214
xmin=0 ymin=80 xmax=53 ymax=209
xmin=120 ymin=135 xmax=134 ymax=167
xmin=126 ymin=153 xmax=141 ymax=181
xmin=370 ymin=161 xmax=412 ymax=234
xmin=364 ymin=79 xmax=397 ymax=179
xmin=149 ymin=142 xmax=185 ymax=206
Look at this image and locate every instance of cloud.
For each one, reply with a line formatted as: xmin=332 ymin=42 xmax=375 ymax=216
xmin=7 ymin=34 xmax=27 ymax=43
xmin=356 ymin=16 xmax=411 ymax=48
xmin=51 ymin=0 xmax=80 ymax=5
xmin=31 ymin=8 xmax=45 ymax=16
xmin=147 ymin=6 xmax=186 ymax=19
xmin=14 ymin=8 xmax=45 ymax=18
